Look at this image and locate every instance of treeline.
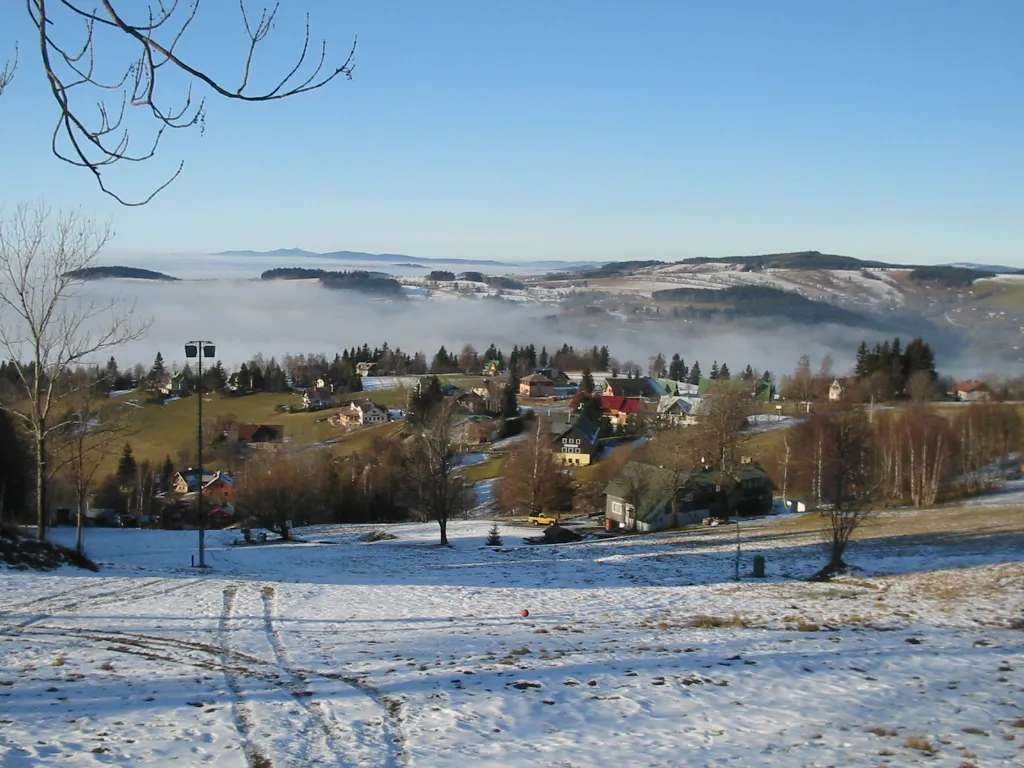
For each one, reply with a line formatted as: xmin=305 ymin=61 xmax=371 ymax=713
xmin=64 ymin=266 xmax=179 ymax=281
xmin=778 ymin=403 xmax=1021 ymax=510
xmin=653 ymin=285 xmax=885 ymax=329
xmin=908 ymin=265 xmax=994 ymax=288
xmin=854 ymin=337 xmax=937 ymax=400
xmin=261 ymin=268 xmax=404 ymax=296
xmin=678 ymin=251 xmax=896 ymax=271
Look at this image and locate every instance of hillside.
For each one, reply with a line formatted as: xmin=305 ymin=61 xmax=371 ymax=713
xmin=260 ymin=267 xmax=405 ymax=297
xmin=650 ymin=284 xmax=887 ymax=329
xmin=65 ymin=266 xmax=179 ymax=281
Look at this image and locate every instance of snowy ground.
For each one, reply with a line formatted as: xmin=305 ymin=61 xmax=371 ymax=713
xmin=1 ymin=506 xmax=1022 ymax=767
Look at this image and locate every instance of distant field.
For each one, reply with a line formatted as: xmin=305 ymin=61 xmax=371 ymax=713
xmin=107 ymin=389 xmax=410 ymax=475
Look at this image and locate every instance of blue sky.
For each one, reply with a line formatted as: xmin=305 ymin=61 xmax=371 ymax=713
xmin=1 ymin=2 xmax=1022 ymax=265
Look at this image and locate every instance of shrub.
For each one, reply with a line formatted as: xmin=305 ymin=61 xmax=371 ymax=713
xmin=361 ymin=529 xmax=397 ymax=543
xmin=904 ymin=735 xmax=934 ymax=753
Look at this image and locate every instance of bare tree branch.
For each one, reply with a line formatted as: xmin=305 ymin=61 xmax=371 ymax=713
xmin=17 ymin=1 xmax=356 ymax=205
xmin=0 ymin=43 xmax=16 ymax=97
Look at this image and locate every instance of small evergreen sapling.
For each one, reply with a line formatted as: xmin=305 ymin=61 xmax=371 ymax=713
xmin=485 ymin=523 xmax=503 ymax=547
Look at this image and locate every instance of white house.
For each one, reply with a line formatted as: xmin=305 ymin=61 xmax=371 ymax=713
xmin=338 ymin=399 xmax=389 ymax=427
xmin=828 ymin=379 xmax=844 ymax=402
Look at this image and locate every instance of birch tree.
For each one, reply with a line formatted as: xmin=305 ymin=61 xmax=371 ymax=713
xmin=0 ymin=204 xmax=145 ymax=540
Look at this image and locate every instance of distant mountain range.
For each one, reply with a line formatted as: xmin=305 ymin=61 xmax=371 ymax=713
xmin=215 ymin=248 xmax=598 ymax=270
xmin=943 ymin=262 xmax=1021 ymax=274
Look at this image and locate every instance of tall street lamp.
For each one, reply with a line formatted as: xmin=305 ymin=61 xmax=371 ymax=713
xmin=185 ymin=340 xmax=215 ymax=567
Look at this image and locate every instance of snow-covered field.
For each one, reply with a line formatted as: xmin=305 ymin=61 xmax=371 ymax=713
xmin=1 ymin=508 xmax=1022 ymax=767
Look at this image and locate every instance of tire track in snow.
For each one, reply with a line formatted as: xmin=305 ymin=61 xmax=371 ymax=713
xmin=260 ymin=585 xmax=409 ymax=768
xmin=220 ymin=584 xmax=273 ymax=768
xmin=0 ymin=577 xmax=203 ymax=634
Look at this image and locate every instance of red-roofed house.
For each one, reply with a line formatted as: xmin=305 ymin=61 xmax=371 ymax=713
xmin=953 ymin=381 xmax=990 ymax=402
xmin=571 ymin=393 xmax=644 ymax=426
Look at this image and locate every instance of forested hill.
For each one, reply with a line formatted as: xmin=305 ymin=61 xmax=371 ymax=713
xmin=260 ymin=267 xmax=404 ymax=297
xmin=678 ymin=251 xmax=898 ymax=270
xmin=651 ymin=284 xmax=888 ymax=329
xmin=65 ymin=266 xmax=179 ymax=281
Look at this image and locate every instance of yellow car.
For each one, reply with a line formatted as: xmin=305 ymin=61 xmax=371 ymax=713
xmin=528 ymin=513 xmax=559 ymax=526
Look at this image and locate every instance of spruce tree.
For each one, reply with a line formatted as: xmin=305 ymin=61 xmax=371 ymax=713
xmin=117 ymin=443 xmax=137 ymax=482
xmin=719 ymin=363 xmax=731 ymax=380
xmin=710 ymin=361 xmax=720 ymax=380
xmin=581 ymin=368 xmax=596 ymax=395
xmin=485 ymin=523 xmax=502 ymax=546
xmin=688 ymin=360 xmax=702 ymax=385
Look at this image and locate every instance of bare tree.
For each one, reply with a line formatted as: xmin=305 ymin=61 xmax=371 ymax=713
xmin=52 ymin=394 xmax=135 ymax=553
xmin=0 ymin=204 xmax=146 ymax=540
xmin=5 ymin=3 xmax=355 ymax=204
xmin=618 ymin=462 xmax=652 ymax=531
xmin=800 ymin=410 xmax=877 ymax=578
xmin=457 ymin=344 xmax=479 ymax=375
xmin=402 ymin=400 xmax=472 ymax=545
xmin=498 ymin=416 xmax=572 ymax=518
xmin=694 ymin=383 xmax=753 ymax=476
xmin=235 ymin=450 xmax=317 ymax=541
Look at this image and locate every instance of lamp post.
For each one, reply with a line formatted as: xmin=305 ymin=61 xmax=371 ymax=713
xmin=185 ymin=340 xmax=216 ymax=567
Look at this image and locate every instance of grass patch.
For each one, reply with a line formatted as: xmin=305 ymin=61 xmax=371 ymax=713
xmin=101 ymin=391 xmax=410 ymax=475
xmin=463 ymin=456 xmax=505 ymax=483
xmin=690 ymin=615 xmax=750 ymax=629
xmin=904 ymin=735 xmax=935 ymax=754
xmin=961 ymin=727 xmax=988 ymax=736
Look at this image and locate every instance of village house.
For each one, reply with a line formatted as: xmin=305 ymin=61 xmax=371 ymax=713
xmin=657 ymin=379 xmax=700 ymax=397
xmin=533 ymin=367 xmax=571 ymax=386
xmin=953 ymin=380 xmax=990 ymax=402
xmin=171 ymin=470 xmax=235 ymax=506
xmin=519 ymin=372 xmax=555 ymax=398
xmin=828 ymin=378 xmax=845 ymax=402
xmin=234 ymin=424 xmax=284 ymax=451
xmin=656 ymin=395 xmax=698 ymax=426
xmin=355 ymin=361 xmax=377 ymax=377
xmin=603 ymin=459 xmax=774 ymax=532
xmin=550 ymin=415 xmax=601 ymax=466
xmin=603 ymin=462 xmax=711 ymax=532
xmin=157 ymin=372 xmax=189 ymax=397
xmin=303 ymin=386 xmax=334 ymax=409
xmin=482 ymin=359 xmax=503 ymax=377
xmin=473 ymin=378 xmax=507 ymax=415
xmin=604 ymin=376 xmax=665 ymax=401
xmin=338 ymin=399 xmax=389 ymax=428
xmin=454 ymin=389 xmax=488 ymax=414
xmin=570 ymin=393 xmax=649 ymax=427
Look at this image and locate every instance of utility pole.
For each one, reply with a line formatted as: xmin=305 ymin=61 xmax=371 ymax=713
xmin=185 ymin=341 xmax=215 ymax=567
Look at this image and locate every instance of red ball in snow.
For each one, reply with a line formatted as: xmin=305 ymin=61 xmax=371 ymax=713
xmin=520 ymin=609 xmax=530 ymax=618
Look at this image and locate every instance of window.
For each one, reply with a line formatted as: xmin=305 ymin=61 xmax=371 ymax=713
xmin=612 ymin=502 xmax=622 ymax=514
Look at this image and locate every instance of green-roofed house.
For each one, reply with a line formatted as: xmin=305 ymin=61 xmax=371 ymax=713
xmin=603 ymin=459 xmax=774 ymax=532
xmin=696 ymin=377 xmax=775 ymax=403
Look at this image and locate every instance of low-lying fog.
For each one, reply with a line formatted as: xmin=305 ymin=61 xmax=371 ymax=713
xmin=74 ymin=277 xmax=883 ymax=376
